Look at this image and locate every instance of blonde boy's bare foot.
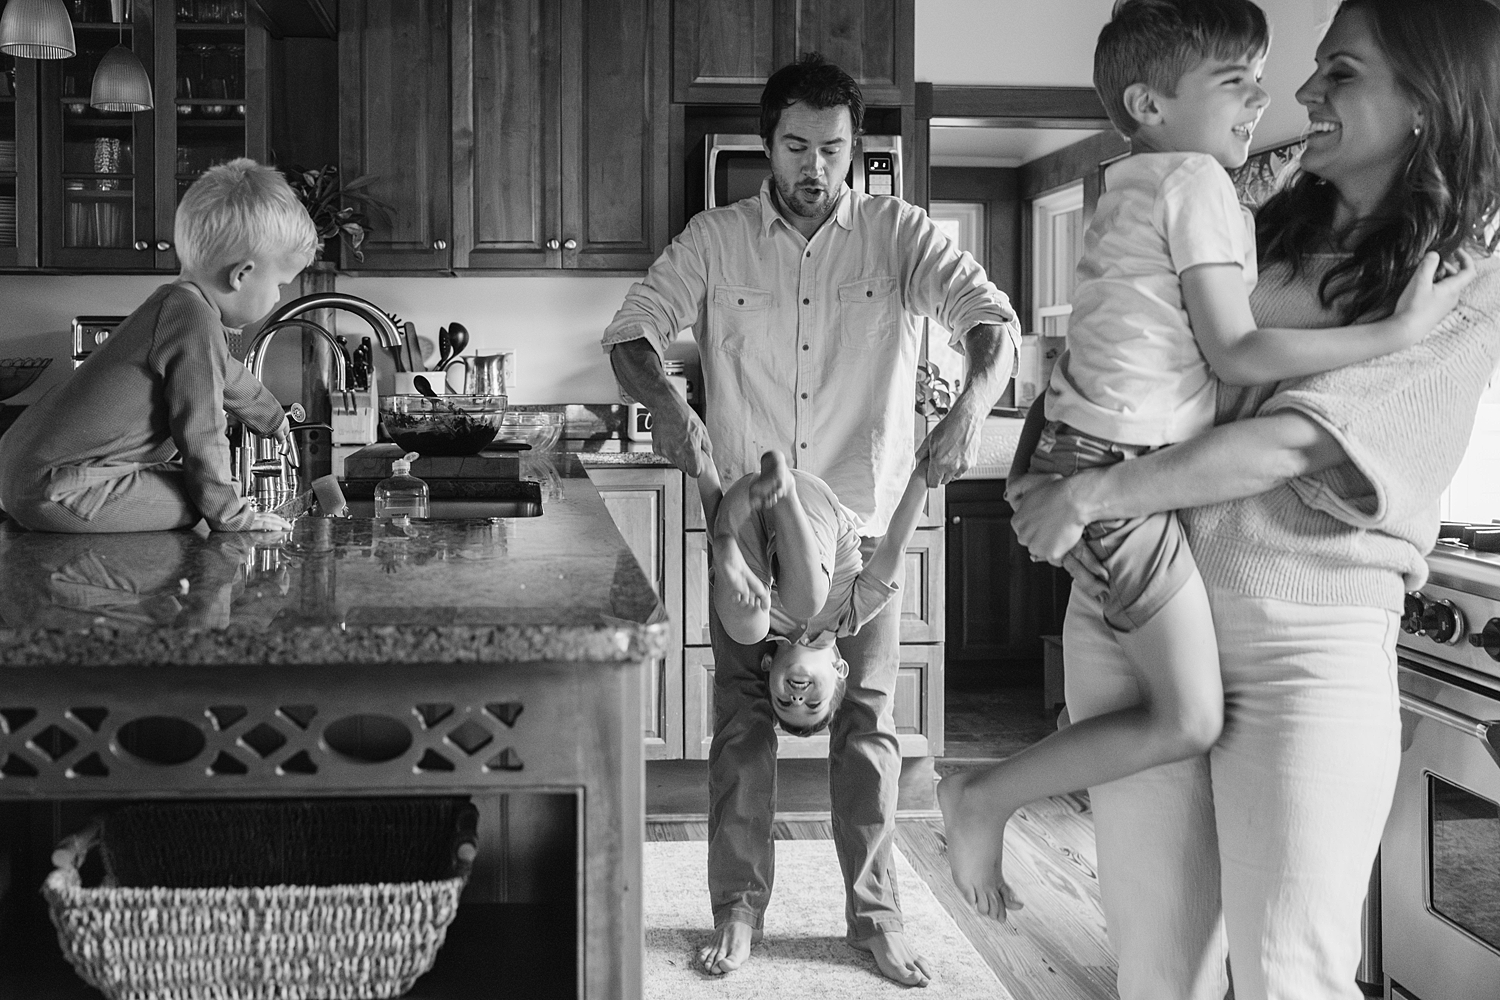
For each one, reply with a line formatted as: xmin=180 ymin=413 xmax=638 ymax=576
xmin=697 ymin=918 xmax=762 ymax=975
xmin=849 ymin=930 xmax=932 ymax=987
xmin=936 ymin=771 xmax=1024 ymax=922
xmin=715 ymin=538 xmax=769 ymax=612
xmin=748 ymin=449 xmax=794 ymax=510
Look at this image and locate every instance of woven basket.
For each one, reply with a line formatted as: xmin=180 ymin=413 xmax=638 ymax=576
xmin=43 ymin=798 xmax=478 ymax=1000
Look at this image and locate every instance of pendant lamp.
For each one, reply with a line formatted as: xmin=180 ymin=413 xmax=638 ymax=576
xmin=0 ymin=0 xmax=77 ymax=59
xmin=90 ymin=0 xmax=151 ymax=112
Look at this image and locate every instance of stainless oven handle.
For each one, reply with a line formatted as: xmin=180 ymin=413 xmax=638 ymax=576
xmin=1400 ymin=691 xmax=1500 ymax=766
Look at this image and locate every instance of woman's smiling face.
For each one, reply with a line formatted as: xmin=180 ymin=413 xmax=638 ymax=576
xmin=1295 ymin=5 xmax=1421 ymax=221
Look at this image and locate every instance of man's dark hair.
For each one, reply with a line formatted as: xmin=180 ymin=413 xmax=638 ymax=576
xmin=759 ymin=52 xmax=865 ymax=143
xmin=1094 ymin=0 xmax=1270 ymax=136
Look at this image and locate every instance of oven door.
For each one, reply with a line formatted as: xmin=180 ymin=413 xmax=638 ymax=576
xmin=1384 ymin=655 xmax=1500 ymax=1000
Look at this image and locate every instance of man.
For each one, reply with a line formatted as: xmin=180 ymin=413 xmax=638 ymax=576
xmin=603 ymin=53 xmax=1020 ymax=987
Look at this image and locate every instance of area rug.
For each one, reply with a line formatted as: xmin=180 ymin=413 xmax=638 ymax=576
xmin=644 ymin=839 xmax=1012 ymax=998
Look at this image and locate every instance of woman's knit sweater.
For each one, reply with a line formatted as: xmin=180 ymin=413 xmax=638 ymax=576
xmin=1182 ymin=254 xmax=1500 ymax=611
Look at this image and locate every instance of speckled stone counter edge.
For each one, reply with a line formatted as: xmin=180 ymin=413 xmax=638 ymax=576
xmin=0 ymin=621 xmax=671 ymax=667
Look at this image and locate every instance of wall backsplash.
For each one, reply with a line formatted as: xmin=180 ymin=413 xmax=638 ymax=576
xmin=0 ymin=272 xmax=667 ymax=408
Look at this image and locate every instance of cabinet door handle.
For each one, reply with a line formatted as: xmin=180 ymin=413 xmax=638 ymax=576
xmin=133 ymin=240 xmax=149 ymax=251
xmin=563 ymin=238 xmax=577 ymax=250
xmin=156 ymin=240 xmax=171 ymax=252
xmin=433 ymin=239 xmax=447 ymax=250
xmin=546 ymin=238 xmax=560 ymax=250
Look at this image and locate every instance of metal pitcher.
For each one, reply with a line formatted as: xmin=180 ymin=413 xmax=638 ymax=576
xmin=452 ymin=351 xmax=514 ymax=395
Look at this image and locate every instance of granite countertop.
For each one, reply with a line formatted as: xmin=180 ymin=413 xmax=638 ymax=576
xmin=0 ymin=454 xmax=668 ymax=667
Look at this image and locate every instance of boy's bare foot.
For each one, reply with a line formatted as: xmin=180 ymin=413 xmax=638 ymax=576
xmin=715 ymin=538 xmax=769 ymax=612
xmin=697 ymin=918 xmax=762 ymax=975
xmin=748 ymin=449 xmax=794 ymax=510
xmin=849 ymin=930 xmax=932 ymax=987
xmin=936 ymin=771 xmax=1024 ymax=922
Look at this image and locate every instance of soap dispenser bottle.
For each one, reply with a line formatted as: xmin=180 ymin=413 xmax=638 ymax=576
xmin=374 ymin=451 xmax=430 ymax=519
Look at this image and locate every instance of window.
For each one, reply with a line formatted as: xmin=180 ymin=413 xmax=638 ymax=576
xmin=926 ymin=201 xmax=986 ymax=387
xmin=1031 ymin=180 xmax=1085 ymax=337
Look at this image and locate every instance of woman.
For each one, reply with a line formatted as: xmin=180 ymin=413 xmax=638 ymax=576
xmin=1007 ymin=1 xmax=1500 ymax=998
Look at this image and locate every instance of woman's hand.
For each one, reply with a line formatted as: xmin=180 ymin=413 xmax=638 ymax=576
xmin=1391 ymin=249 xmax=1477 ymax=346
xmin=1007 ymin=472 xmax=1092 ymax=566
xmin=1060 ymin=541 xmax=1109 ymax=598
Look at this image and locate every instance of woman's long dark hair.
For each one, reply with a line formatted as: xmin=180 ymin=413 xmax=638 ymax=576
xmin=1256 ymin=0 xmax=1500 ymax=323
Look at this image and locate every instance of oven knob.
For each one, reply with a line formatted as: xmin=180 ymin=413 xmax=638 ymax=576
xmin=1402 ymin=593 xmax=1426 ymax=634
xmin=1420 ymin=599 xmax=1466 ymax=644
xmin=1468 ymin=617 xmax=1500 ymax=660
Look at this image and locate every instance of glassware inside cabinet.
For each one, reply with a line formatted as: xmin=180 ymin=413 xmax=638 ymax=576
xmin=58 ymin=39 xmax=135 ymax=250
xmin=172 ymin=20 xmax=247 ymax=215
xmin=0 ymin=57 xmax=15 ymax=250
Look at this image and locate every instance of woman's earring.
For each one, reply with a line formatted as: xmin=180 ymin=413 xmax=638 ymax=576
xmin=1413 ymin=123 xmax=1423 ymax=137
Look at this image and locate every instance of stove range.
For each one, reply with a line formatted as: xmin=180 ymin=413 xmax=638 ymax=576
xmin=1397 ymin=522 xmax=1500 ymax=677
xmin=1382 ymin=520 xmax=1500 ymax=1000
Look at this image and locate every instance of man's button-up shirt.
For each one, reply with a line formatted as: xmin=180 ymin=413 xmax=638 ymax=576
xmin=602 ymin=179 xmax=1018 ymax=536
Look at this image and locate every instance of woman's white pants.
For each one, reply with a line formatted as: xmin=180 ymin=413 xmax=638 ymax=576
xmin=1064 ymin=581 xmax=1402 ymax=1000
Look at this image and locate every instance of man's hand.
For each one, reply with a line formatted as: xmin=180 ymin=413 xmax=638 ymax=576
xmin=650 ymin=394 xmax=713 ymax=477
xmin=916 ymin=395 xmax=985 ymax=487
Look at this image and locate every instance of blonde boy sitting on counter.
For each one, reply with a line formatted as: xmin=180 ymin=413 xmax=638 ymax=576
xmin=0 ymin=159 xmax=316 ymax=533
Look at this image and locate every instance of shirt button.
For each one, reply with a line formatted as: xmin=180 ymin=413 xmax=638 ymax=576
xmin=806 ymin=251 xmax=811 ymax=258
xmin=800 ymin=392 xmax=808 ymax=399
xmin=803 ymin=298 xmax=810 ymax=305
xmin=802 ymin=344 xmax=809 ymax=351
xmin=800 ymin=443 xmax=807 ymax=449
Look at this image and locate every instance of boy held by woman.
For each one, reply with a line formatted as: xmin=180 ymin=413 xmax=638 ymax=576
xmin=938 ymin=0 xmax=1474 ymax=920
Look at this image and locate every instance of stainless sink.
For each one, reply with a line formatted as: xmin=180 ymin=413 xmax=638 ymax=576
xmin=340 ymin=477 xmax=543 ymax=519
xmin=345 ymin=498 xmax=542 ymax=519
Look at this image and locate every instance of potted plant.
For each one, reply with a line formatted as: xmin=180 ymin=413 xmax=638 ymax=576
xmin=283 ymin=164 xmax=390 ymax=266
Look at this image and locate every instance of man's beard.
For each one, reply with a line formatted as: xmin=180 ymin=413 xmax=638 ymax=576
xmin=775 ymin=175 xmax=834 ymax=219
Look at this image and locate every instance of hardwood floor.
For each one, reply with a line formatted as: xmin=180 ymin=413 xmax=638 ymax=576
xmin=646 ymin=685 xmax=1118 ymax=1000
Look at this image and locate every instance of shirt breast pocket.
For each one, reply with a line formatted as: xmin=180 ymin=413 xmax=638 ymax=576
xmin=838 ymin=276 xmax=901 ymax=351
xmin=712 ymin=285 xmax=773 ymax=357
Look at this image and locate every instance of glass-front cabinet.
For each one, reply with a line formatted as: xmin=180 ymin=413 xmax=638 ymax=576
xmin=36 ymin=0 xmax=266 ymax=271
xmin=0 ymin=39 xmax=38 ymax=266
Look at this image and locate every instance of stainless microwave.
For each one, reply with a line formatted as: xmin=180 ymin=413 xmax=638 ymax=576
xmin=700 ymin=133 xmax=903 ymax=210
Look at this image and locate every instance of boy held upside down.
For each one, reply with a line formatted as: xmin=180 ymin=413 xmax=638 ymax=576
xmin=692 ymin=448 xmax=932 ymax=977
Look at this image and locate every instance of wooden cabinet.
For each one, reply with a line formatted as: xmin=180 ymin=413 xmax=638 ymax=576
xmin=340 ymin=0 xmax=672 ymax=273
xmin=35 ymin=0 xmax=270 ymax=271
xmin=337 ymin=0 xmax=452 ymax=270
xmin=673 ymin=0 xmax=914 ymax=105
xmin=945 ymin=478 xmax=1071 ymax=683
xmin=592 ymin=466 xmax=684 ymax=760
xmin=682 ymin=478 xmax=944 ymax=760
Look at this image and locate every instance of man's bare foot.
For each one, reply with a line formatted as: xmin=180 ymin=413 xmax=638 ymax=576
xmin=748 ymin=449 xmax=794 ymax=510
xmin=849 ymin=929 xmax=932 ymax=987
xmin=936 ymin=770 xmax=1024 ymax=921
xmin=697 ymin=918 xmax=762 ymax=975
xmin=714 ymin=537 xmax=769 ymax=611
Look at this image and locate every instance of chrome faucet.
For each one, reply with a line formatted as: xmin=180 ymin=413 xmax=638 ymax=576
xmin=233 ymin=291 xmax=402 ymax=509
xmin=259 ymin=292 xmax=405 ymax=355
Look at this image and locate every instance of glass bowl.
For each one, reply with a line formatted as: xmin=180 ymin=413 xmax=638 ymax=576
xmin=378 ymin=393 xmax=507 ymax=456
xmin=498 ymin=410 xmax=563 ymax=452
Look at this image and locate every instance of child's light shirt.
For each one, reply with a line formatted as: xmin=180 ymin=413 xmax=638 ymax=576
xmin=1045 ymin=151 xmax=1257 ymax=447
xmin=720 ymin=470 xmax=900 ymax=646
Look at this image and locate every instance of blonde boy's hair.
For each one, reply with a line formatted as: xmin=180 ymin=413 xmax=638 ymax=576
xmin=173 ymin=158 xmax=318 ymax=273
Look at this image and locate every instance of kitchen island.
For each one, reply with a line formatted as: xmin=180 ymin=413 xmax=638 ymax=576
xmin=0 ymin=453 xmax=664 ymax=1000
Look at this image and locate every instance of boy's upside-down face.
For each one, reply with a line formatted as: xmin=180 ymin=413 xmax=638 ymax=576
xmin=763 ymin=641 xmax=848 ymax=734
